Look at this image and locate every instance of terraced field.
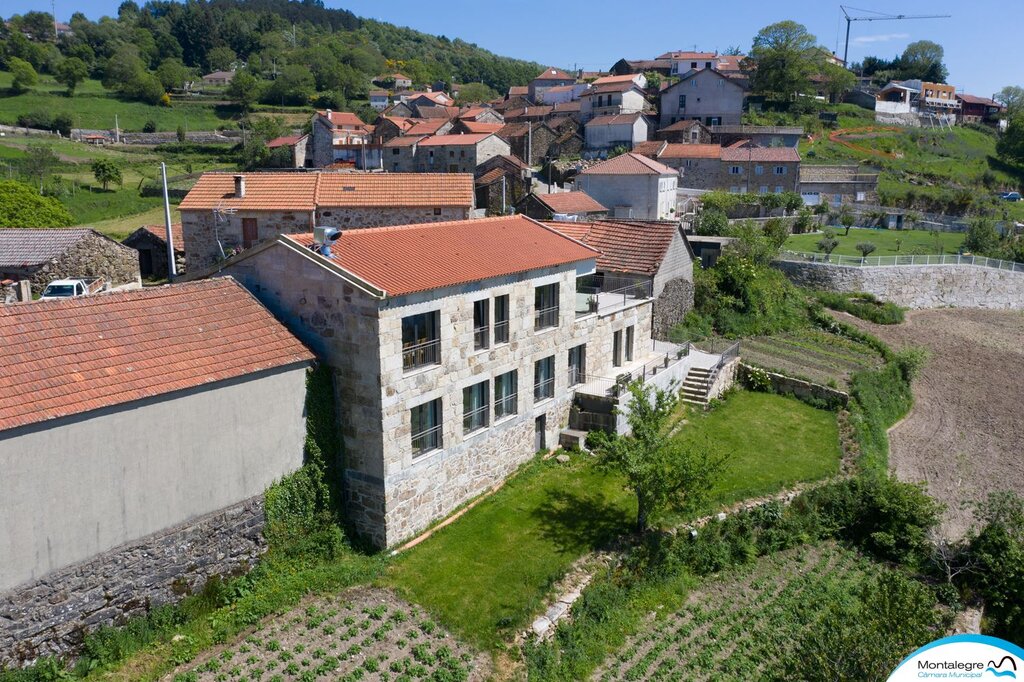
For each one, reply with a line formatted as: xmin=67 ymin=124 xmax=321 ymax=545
xmin=737 ymin=328 xmax=883 ymax=388
xmin=596 ymin=543 xmax=881 ymax=681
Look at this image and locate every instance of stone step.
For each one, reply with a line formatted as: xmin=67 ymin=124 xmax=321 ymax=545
xmin=559 ymin=429 xmax=588 ymax=450
xmin=683 ymin=379 xmax=711 ymax=388
xmin=681 ymin=397 xmax=708 ymax=406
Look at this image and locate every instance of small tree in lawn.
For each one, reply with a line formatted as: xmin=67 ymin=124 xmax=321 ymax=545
xmin=91 ymin=159 xmax=122 ymax=191
xmin=589 ymin=382 xmax=726 ymax=533
xmin=856 ymin=241 xmax=876 ymax=258
xmin=818 ymin=227 xmax=839 ymax=259
xmin=839 ymin=205 xmax=856 ymax=235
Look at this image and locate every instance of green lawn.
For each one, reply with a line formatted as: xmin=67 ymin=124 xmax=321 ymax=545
xmin=676 ymin=391 xmax=840 ymax=510
xmin=785 ymin=226 xmax=964 ymax=257
xmin=385 ymin=453 xmax=635 ymax=651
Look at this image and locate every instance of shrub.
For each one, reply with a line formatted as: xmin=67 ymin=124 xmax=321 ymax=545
xmin=855 ymin=241 xmax=877 ymax=257
xmin=0 ymin=180 xmax=74 ymax=227
xmin=743 ymin=365 xmax=773 ymax=393
xmin=812 ymin=291 xmax=905 ymax=325
xmin=966 ymin=492 xmax=1024 ymax=642
xmin=142 ymin=120 xmax=158 ymax=133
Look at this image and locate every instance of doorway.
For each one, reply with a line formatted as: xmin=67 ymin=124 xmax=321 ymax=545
xmin=535 ymin=414 xmax=547 ymax=452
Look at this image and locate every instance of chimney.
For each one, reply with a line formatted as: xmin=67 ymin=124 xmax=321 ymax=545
xmin=234 ymin=174 xmax=245 ymax=198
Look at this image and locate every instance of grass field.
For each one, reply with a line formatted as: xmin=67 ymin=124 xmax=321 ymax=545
xmin=738 ymin=328 xmax=883 ymax=388
xmin=596 ymin=543 xmax=881 ymax=681
xmin=673 ymin=391 xmax=841 ymax=512
xmin=785 ymin=226 xmax=965 ymax=257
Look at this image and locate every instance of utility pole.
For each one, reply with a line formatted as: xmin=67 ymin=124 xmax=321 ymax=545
xmin=114 ymin=114 xmax=120 ymax=143
xmin=51 ymin=0 xmax=58 ymax=41
xmin=161 ymin=163 xmax=177 ymax=279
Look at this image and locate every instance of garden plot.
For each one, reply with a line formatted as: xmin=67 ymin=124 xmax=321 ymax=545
xmin=738 ymin=328 xmax=882 ymax=388
xmin=168 ymin=588 xmax=488 ymax=682
xmin=595 ymin=543 xmax=880 ymax=681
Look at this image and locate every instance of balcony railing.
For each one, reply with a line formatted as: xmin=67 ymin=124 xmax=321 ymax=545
xmin=402 ymin=338 xmax=440 ymax=371
xmin=534 ymin=305 xmax=560 ymax=330
xmin=494 ymin=394 xmax=518 ymax=420
xmin=534 ymin=377 xmax=555 ymax=401
xmin=568 ymin=367 xmax=585 ymax=386
xmin=411 ymin=424 xmax=442 ymax=457
xmin=575 ymin=290 xmax=598 ymax=317
xmin=463 ymin=404 xmax=489 ymax=434
xmin=493 ymin=319 xmax=509 ymax=344
xmin=473 ymin=325 xmax=490 ymax=350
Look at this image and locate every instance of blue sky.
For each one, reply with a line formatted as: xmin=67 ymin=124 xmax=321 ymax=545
xmin=15 ymin=0 xmax=1021 ymax=97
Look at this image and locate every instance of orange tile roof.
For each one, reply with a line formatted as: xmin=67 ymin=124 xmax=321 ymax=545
xmin=139 ymin=223 xmax=184 ymax=247
xmin=284 ymin=215 xmax=598 ymax=296
xmin=580 ymin=152 xmax=677 ymax=176
xmin=382 ymin=135 xmax=427 ymax=148
xmin=660 ymin=143 xmax=722 ymax=159
xmin=544 ymin=219 xmax=679 ymax=275
xmin=179 ymin=172 xmax=474 ymax=210
xmin=534 ymin=67 xmax=574 ymax=82
xmin=0 ymin=278 xmax=313 ymax=433
xmin=586 ymin=112 xmax=648 ymax=127
xmin=416 ymin=133 xmax=495 ymax=147
xmin=720 ymin=146 xmax=800 ymax=162
xmin=406 ymin=118 xmax=450 ymax=135
xmin=475 ymin=167 xmax=507 ymax=186
xmin=459 ymin=121 xmax=504 ymax=134
xmin=535 ymin=192 xmax=607 ymax=214
xmin=318 ymin=110 xmax=369 ymax=129
xmin=592 ymin=74 xmax=641 ymax=86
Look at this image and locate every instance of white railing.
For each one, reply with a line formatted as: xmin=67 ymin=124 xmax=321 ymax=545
xmin=534 ymin=305 xmax=560 ymax=330
xmin=778 ymin=251 xmax=1024 ymax=273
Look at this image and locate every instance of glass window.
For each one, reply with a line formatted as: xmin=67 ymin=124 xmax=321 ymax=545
xmin=402 ymin=311 xmax=440 ymax=371
xmin=613 ymin=330 xmax=623 ymax=367
xmin=463 ymin=380 xmax=489 ymax=434
xmin=754 ymin=165 xmax=764 ymax=175
xmin=625 ymin=326 xmax=634 ymax=362
xmin=568 ymin=344 xmax=586 ymax=385
xmin=775 ymin=166 xmax=786 ymax=175
xmin=678 ymin=94 xmax=686 ymax=109
xmin=729 ymin=166 xmax=741 ymax=175
xmin=473 ymin=299 xmax=489 ymax=350
xmin=534 ymin=356 xmax=555 ymax=401
xmin=534 ymin=283 xmax=559 ymax=330
xmin=494 ymin=370 xmax=518 ymax=419
xmin=494 ymin=295 xmax=510 ymax=344
xmin=411 ymin=398 xmax=442 ymax=456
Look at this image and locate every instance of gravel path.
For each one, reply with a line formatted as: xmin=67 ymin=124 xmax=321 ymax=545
xmin=844 ymin=309 xmax=1024 ymax=539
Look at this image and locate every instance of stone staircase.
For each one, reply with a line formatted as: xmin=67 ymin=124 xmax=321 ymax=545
xmin=681 ymin=367 xmax=713 ymax=406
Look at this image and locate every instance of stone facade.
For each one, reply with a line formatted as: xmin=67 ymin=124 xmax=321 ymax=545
xmin=652 ymin=277 xmax=695 ymax=340
xmin=737 ymin=363 xmax=849 ymax=407
xmin=0 ymin=497 xmax=264 ymax=667
xmin=476 ymin=173 xmax=530 ymax=215
xmin=774 ymin=261 xmax=1024 ymax=309
xmin=799 ymin=165 xmax=880 ymax=206
xmin=121 ymin=229 xmax=185 ymax=280
xmin=0 ymin=232 xmax=140 ymax=295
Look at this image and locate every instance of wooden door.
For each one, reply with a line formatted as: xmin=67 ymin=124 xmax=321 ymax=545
xmin=242 ymin=218 xmax=258 ymax=248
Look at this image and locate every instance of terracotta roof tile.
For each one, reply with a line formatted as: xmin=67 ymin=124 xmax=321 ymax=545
xmin=533 ymin=67 xmax=574 ymax=82
xmin=406 ymin=118 xmax=450 ymax=135
xmin=0 ymin=228 xmax=94 ymax=268
xmin=179 ymin=173 xmax=318 ymax=211
xmin=720 ymin=146 xmax=800 ymax=162
xmin=382 ymin=135 xmax=428 ymax=148
xmin=318 ymin=110 xmax=369 ymax=129
xmin=580 ymin=152 xmax=677 ymax=176
xmin=416 ymin=133 xmax=495 ymax=147
xmin=0 ymin=278 xmax=313 ymax=433
xmin=535 ymin=192 xmax=607 ymax=214
xmin=585 ymin=112 xmax=648 ymax=127
xmin=266 ymin=135 xmax=304 ymax=148
xmin=552 ymin=101 xmax=582 ymax=113
xmin=475 ymin=167 xmax=506 ymax=185
xmin=137 ymin=223 xmax=184 ymax=248
xmin=458 ymin=121 xmax=504 ymax=134
xmin=592 ymin=74 xmax=641 ymax=86
xmin=285 ymin=215 xmax=598 ymax=296
xmin=544 ymin=219 xmax=678 ymax=275
xmin=661 ymin=143 xmax=721 ymax=159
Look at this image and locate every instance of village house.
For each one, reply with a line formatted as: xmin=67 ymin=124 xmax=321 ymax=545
xmin=608 ymin=58 xmax=673 ymax=77
xmin=518 ymin=191 xmax=608 ymax=221
xmin=0 ymin=228 xmax=140 ymax=295
xmin=0 ymin=279 xmax=313 ymax=664
xmin=310 ymin=110 xmax=375 ymax=168
xmin=503 ymin=105 xmax=555 ymax=123
xmin=453 ymin=120 xmax=505 ymax=135
xmin=580 ymin=81 xmax=649 ymax=122
xmin=398 ymin=133 xmax=511 ymax=174
xmin=634 ymin=141 xmax=800 ymax=194
xmin=584 ymin=113 xmax=652 ymax=150
xmin=633 ymin=141 xmax=722 ymax=186
xmin=377 ymin=73 xmax=412 ymax=89
xmin=538 ymin=83 xmax=591 ymax=105
xmin=201 ymin=70 xmax=235 ymax=87
xmin=374 ymin=116 xmax=453 ymax=145
xmin=122 ymin=223 xmax=185 ymax=280
xmin=475 ymin=155 xmax=532 ymax=215
xmin=956 ymin=94 xmax=1005 ymax=126
xmin=656 ymin=119 xmax=712 ymax=143
xmin=369 ymin=90 xmax=390 ymax=111
xmin=875 ymin=80 xmax=960 ymax=125
xmin=529 ymin=66 xmax=576 ymax=102
xmin=660 ymin=50 xmax=718 ymax=76
xmin=406 ymin=91 xmax=456 ymax=109
xmin=576 ymin=153 xmax=679 ymax=220
xmin=212 ymin=214 xmax=707 ymax=547
xmin=496 ymin=122 xmax=559 ymax=166
xmin=659 ymin=68 xmax=746 ymax=127
xmin=265 ymin=134 xmax=310 ymax=168
xmin=799 ymin=165 xmax=880 ymax=207
xmin=178 ymin=172 xmax=475 ymax=269
xmin=457 ymin=106 xmax=505 ymax=124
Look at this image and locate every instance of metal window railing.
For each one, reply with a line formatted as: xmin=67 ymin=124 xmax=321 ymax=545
xmin=463 ymin=404 xmax=489 ymax=434
xmin=534 ymin=376 xmax=555 ymax=401
xmin=402 ymin=338 xmax=440 ymax=371
xmin=778 ymin=250 xmax=1024 ymax=272
xmin=534 ymin=305 xmax=560 ymax=330
xmin=493 ymin=319 xmax=509 ymax=344
xmin=473 ymin=325 xmax=489 ymax=350
xmin=568 ymin=367 xmax=585 ymax=386
xmin=411 ymin=424 xmax=442 ymax=457
xmin=494 ymin=394 xmax=518 ymax=419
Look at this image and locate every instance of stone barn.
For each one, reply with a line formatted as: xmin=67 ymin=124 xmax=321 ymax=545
xmin=122 ymin=223 xmax=185 ymax=280
xmin=0 ymin=228 xmax=141 ymax=295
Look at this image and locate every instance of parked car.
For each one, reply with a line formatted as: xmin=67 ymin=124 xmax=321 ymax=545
xmin=40 ymin=277 xmax=104 ymax=300
xmin=999 ymin=191 xmax=1021 ymax=202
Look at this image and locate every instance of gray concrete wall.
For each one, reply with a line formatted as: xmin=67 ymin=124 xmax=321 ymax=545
xmin=576 ymin=173 xmax=676 ymax=220
xmin=660 ymin=71 xmax=744 ymax=127
xmin=774 ymin=260 xmax=1024 ymax=309
xmin=0 ymin=366 xmax=308 ymax=592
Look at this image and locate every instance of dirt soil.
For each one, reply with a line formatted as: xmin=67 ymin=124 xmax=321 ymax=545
xmin=843 ymin=309 xmax=1024 ymax=539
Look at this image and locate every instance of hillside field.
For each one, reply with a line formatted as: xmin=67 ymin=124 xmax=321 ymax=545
xmin=785 ymin=226 xmax=965 ymax=257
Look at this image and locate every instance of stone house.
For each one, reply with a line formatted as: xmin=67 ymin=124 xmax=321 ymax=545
xmin=659 ymin=68 xmax=746 ymax=127
xmin=656 ymin=119 xmax=713 ymax=143
xmin=475 ymin=155 xmax=532 ymax=215
xmin=529 ymin=66 xmax=576 ymax=102
xmin=122 ymin=223 xmax=185 ymax=280
xmin=378 ymin=73 xmax=412 ymax=89
xmin=503 ymin=106 xmax=555 ymax=123
xmin=584 ymin=113 xmax=652 ymax=150
xmin=407 ymin=134 xmax=512 ymax=174
xmin=720 ymin=145 xmax=800 ymax=194
xmin=310 ymin=110 xmax=375 ymax=168
xmin=201 ymin=70 xmax=235 ymax=87
xmin=0 ymin=278 xmax=313 ymax=665
xmin=0 ymin=228 xmax=141 ymax=295
xmin=452 ymin=120 xmax=505 ymax=135
xmin=633 ymin=141 xmax=722 ymax=188
xmin=538 ymin=83 xmax=591 ymax=105
xmin=375 ymin=117 xmax=453 ymax=145
xmin=552 ymin=101 xmax=583 ymax=120
xmin=549 ymin=128 xmax=585 ymax=159
xmin=213 ymin=214 xmax=692 ymax=548
xmin=518 ymin=191 xmax=608 ymax=221
xmin=178 ymin=172 xmax=475 ymax=270
xmin=265 ymin=134 xmax=310 ymax=168
xmin=580 ymin=82 xmax=649 ymax=122
xmin=799 ymin=165 xmax=880 ymax=207
xmin=576 ymin=153 xmax=679 ymax=220
xmin=457 ymin=107 xmax=505 ymax=124
xmin=496 ymin=122 xmax=559 ymax=166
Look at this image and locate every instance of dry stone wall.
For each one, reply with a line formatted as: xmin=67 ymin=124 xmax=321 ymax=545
xmin=774 ymin=261 xmax=1024 ymax=310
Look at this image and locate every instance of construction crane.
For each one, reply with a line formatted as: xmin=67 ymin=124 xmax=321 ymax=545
xmin=841 ymin=5 xmax=951 ymax=68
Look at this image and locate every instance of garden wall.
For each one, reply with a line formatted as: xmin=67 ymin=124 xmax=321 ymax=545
xmin=774 ymin=261 xmax=1024 ymax=310
xmin=737 ymin=363 xmax=849 ymax=407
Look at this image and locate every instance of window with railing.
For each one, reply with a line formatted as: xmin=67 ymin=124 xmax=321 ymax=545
xmin=568 ymin=344 xmax=586 ymax=386
xmin=402 ymin=311 xmax=440 ymax=371
xmin=534 ymin=356 xmax=555 ymax=401
xmin=473 ymin=298 xmax=489 ymax=350
xmin=534 ymin=283 xmax=560 ymax=330
xmin=493 ymin=294 xmax=509 ymax=344
xmin=411 ymin=398 xmax=442 ymax=457
xmin=494 ymin=370 xmax=518 ymax=420
xmin=625 ymin=326 xmax=635 ymax=363
xmin=463 ymin=380 xmax=489 ymax=434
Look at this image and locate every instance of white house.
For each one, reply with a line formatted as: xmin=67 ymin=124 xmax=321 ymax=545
xmin=584 ymin=113 xmax=652 ymax=150
xmin=576 ymin=153 xmax=679 ymax=220
xmin=580 ymin=81 xmax=649 ymax=121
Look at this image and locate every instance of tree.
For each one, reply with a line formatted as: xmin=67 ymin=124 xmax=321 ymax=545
xmin=454 ymin=82 xmax=497 ymax=105
xmin=967 ymin=492 xmax=1024 ymax=642
xmin=155 ymin=58 xmax=191 ymax=91
xmin=996 ymin=86 xmax=1024 ymax=119
xmin=589 ymin=382 xmax=725 ymax=533
xmin=839 ymin=206 xmax=856 ymax=235
xmin=822 ymin=62 xmax=856 ymax=102
xmin=176 ymin=124 xmax=186 ymax=143
xmin=91 ymin=159 xmax=122 ymax=191
xmin=264 ymin=64 xmax=315 ymax=106
xmin=745 ymin=21 xmax=822 ymax=100
xmin=207 ymin=46 xmax=237 ymax=72
xmin=9 ymin=57 xmax=38 ymax=94
xmin=21 ymin=142 xmax=59 ymax=193
xmin=227 ymin=70 xmax=263 ymax=112
xmin=817 ymin=228 xmax=839 ymax=257
xmin=899 ymin=40 xmax=948 ymax=83
xmin=54 ymin=57 xmax=89 ymax=96
xmin=642 ymin=71 xmax=661 ymax=91
xmin=962 ymin=217 xmax=1001 ymax=256
xmin=0 ymin=180 xmax=74 ymax=227
xmin=996 ymin=115 xmax=1024 ymax=166
xmin=856 ymin=242 xmax=877 ymax=258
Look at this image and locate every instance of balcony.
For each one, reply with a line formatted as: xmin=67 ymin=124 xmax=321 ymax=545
xmin=575 ymin=280 xmax=654 ymax=317
xmin=402 ymin=338 xmax=440 ymax=371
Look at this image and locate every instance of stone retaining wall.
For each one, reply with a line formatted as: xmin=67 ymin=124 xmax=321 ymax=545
xmin=0 ymin=497 xmax=265 ymax=668
xmin=774 ymin=260 xmax=1024 ymax=310
xmin=652 ymin=278 xmax=694 ymax=341
xmin=737 ymin=363 xmax=849 ymax=407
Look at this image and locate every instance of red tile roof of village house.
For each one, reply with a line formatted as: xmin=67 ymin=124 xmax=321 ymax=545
xmin=416 ymin=133 xmax=494 ymax=146
xmin=543 ymin=219 xmax=678 ymax=276
xmin=592 ymin=74 xmax=641 ymax=85
xmin=715 ymin=55 xmax=746 ymax=72
xmin=507 ymin=85 xmax=529 ymax=96
xmin=534 ymin=67 xmax=574 ymax=81
xmin=140 ymin=222 xmax=184 ymax=247
xmin=179 ymin=172 xmax=474 ymax=210
xmin=543 ymin=84 xmax=578 ymax=95
xmin=720 ymin=146 xmax=800 ymax=162
xmin=535 ymin=192 xmax=607 ymax=215
xmin=505 ymin=106 xmax=555 ymax=118
xmin=406 ymin=118 xmax=450 ymax=135
xmin=496 ymin=122 xmax=555 ymax=140
xmin=284 ymin=215 xmax=599 ymax=297
xmin=957 ymin=93 xmax=1002 ymax=106
xmin=459 ymin=121 xmax=504 ymax=134
xmin=381 ymin=135 xmax=428 ymax=148
xmin=0 ymin=278 xmax=314 ymax=434
xmin=585 ymin=112 xmax=648 ymax=127
xmin=318 ymin=110 xmax=369 ymax=128
xmin=659 ymin=143 xmax=722 ymax=159
xmin=266 ymin=135 xmax=304 ymax=148
xmin=409 ymin=91 xmax=453 ymax=105
xmin=657 ymin=50 xmax=717 ymax=60
xmin=475 ymin=167 xmax=507 ymax=186
xmin=580 ymin=152 xmax=676 ymax=176
xmin=659 ymin=119 xmax=704 ymax=132
xmin=458 ymin=106 xmax=495 ymax=120
xmin=390 ymin=73 xmax=410 ymax=80
xmin=586 ymin=81 xmax=641 ymax=95
xmin=416 ymin=105 xmax=460 ymax=119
